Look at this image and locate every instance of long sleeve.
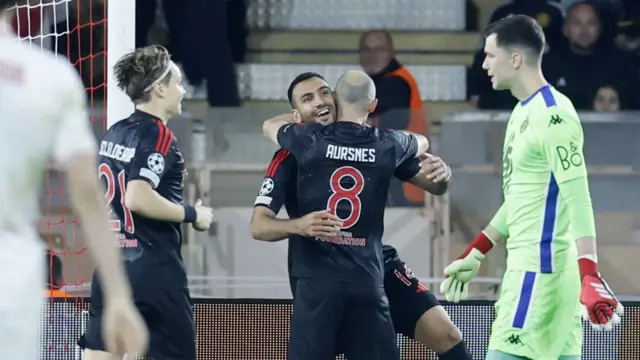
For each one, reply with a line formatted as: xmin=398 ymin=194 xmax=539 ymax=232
xmin=489 ymin=202 xmax=509 ymax=238
xmin=542 ymin=111 xmax=596 ymax=239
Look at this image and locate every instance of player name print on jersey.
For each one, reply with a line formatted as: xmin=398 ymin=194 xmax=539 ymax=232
xmin=99 ymin=140 xmax=136 ymax=163
xmin=325 ymin=144 xmax=376 ymax=163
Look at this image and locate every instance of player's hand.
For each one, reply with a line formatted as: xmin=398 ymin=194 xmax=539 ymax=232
xmin=102 ymin=296 xmax=149 ymax=357
xmin=193 ymin=199 xmax=214 ymax=232
xmin=439 ymin=248 xmax=484 ymax=303
xmin=580 ymin=274 xmax=624 ymax=331
xmin=294 ymin=210 xmax=342 ymax=237
xmin=418 ymin=153 xmax=451 ymax=183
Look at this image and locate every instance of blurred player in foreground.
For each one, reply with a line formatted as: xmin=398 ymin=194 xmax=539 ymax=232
xmin=0 ymin=1 xmax=148 ymax=358
xmin=252 ymin=72 xmax=472 ymax=360
xmin=263 ymin=70 xmax=429 ymax=360
xmin=440 ymin=15 xmax=623 ymax=360
xmin=80 ymin=45 xmax=214 ymax=360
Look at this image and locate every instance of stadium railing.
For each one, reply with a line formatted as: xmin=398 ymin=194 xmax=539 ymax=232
xmin=41 ymin=298 xmax=640 ymax=359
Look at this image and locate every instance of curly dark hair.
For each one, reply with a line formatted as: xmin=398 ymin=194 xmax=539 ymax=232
xmin=113 ymin=45 xmax=173 ymax=104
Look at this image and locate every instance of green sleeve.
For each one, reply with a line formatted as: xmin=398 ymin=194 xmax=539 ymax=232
xmin=489 ymin=203 xmax=509 ymax=237
xmin=541 ymin=110 xmax=595 ymax=239
xmin=556 ymin=177 xmax=597 ymax=239
xmin=541 ymin=111 xmax=588 ymax=184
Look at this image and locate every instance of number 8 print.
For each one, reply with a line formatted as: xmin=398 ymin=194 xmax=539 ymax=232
xmin=326 ymin=166 xmax=365 ymax=229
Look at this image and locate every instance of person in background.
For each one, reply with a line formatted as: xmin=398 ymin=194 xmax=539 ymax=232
xmin=543 ymin=1 xmax=638 ymax=109
xmin=592 ymin=85 xmax=622 ymax=112
xmin=616 ymin=0 xmax=640 ymax=54
xmin=358 ymin=29 xmax=427 ymax=207
xmin=468 ymin=0 xmax=565 ymax=110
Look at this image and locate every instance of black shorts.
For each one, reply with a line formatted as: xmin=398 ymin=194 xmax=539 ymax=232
xmin=384 ymin=259 xmax=440 ymax=339
xmin=78 ymin=265 xmax=196 ymax=360
xmin=288 ymin=278 xmax=399 ymax=360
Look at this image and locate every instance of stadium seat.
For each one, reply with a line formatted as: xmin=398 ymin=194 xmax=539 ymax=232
xmin=247 ymin=0 xmax=465 ymax=30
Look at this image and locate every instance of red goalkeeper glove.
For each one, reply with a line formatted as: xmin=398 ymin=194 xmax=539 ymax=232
xmin=579 ymin=256 xmax=623 ymax=331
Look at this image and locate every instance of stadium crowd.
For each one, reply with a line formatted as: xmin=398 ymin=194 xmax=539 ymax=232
xmin=469 ymin=0 xmax=640 ymax=110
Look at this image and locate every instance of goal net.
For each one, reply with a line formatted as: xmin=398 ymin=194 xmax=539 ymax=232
xmin=13 ymin=0 xmax=133 ymax=358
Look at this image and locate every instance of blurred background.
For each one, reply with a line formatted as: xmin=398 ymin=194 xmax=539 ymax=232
xmin=13 ymin=0 xmax=639 ymax=358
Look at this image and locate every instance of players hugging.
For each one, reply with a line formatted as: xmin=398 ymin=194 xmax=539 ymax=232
xmin=256 ymin=70 xmax=474 ymax=360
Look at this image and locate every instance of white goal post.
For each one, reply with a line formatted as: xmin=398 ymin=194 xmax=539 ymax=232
xmin=106 ymin=0 xmax=136 ymax=126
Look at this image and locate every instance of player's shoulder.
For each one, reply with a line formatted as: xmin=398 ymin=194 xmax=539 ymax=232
xmin=270 ymin=148 xmax=295 ymax=165
xmin=529 ymin=86 xmax=580 ymax=130
xmin=22 ymin=47 xmax=83 ymax=89
xmin=3 ymin=44 xmax=83 ymax=107
xmin=267 ymin=149 xmax=296 ymax=175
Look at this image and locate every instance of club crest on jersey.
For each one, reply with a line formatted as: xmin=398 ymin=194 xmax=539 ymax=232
xmin=520 ymin=117 xmax=529 ymax=134
xmin=259 ymin=178 xmax=275 ymax=195
xmin=147 ymin=153 xmax=165 ymax=174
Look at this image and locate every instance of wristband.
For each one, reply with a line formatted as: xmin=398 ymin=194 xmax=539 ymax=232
xmin=578 ymin=255 xmax=598 ymax=279
xmin=183 ymin=205 xmax=197 ymax=223
xmin=458 ymin=231 xmax=494 ymax=259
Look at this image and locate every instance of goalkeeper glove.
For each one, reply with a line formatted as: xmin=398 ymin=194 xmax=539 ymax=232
xmin=579 ymin=256 xmax=623 ymax=331
xmin=440 ymin=231 xmax=494 ymax=303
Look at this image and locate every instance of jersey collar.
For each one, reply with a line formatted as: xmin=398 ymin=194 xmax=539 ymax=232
xmin=133 ymin=109 xmax=162 ymax=123
xmin=521 ymin=84 xmax=551 ymax=106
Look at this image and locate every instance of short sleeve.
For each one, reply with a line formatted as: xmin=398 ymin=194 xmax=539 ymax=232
xmin=277 ymin=123 xmax=310 ymax=155
xmin=52 ymin=64 xmax=96 ymax=167
xmin=540 ymin=109 xmax=588 ymax=184
xmin=388 ymin=130 xmax=418 ymax=167
xmin=394 ymin=157 xmax=421 ymax=181
xmin=128 ymin=122 xmax=175 ymax=188
xmin=254 ymin=149 xmax=295 ymax=213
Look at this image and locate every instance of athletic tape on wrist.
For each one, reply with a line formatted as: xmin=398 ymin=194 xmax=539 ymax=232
xmin=183 ymin=205 xmax=197 ymax=223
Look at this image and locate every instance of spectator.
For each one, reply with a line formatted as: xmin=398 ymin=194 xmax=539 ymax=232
xmin=592 ymin=85 xmax=622 ymax=111
xmin=469 ymin=0 xmax=565 ymax=109
xmin=544 ymin=1 xmax=638 ymax=109
xmin=616 ymin=0 xmax=640 ymax=55
xmin=358 ymin=30 xmax=427 ymax=206
xmin=486 ymin=0 xmax=566 ymax=49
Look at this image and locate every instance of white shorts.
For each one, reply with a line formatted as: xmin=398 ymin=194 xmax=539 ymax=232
xmin=0 ymin=232 xmax=43 ymax=359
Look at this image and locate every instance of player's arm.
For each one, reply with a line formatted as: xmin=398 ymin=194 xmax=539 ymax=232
xmin=541 ymin=113 xmax=598 ymax=270
xmin=440 ymin=203 xmax=507 ymax=302
xmin=251 ymin=150 xmax=341 ymax=240
xmin=542 ymin=110 xmax=622 ymax=328
xmin=394 ymin=155 xmax=451 ymax=195
xmin=262 ymin=113 xmax=297 ymax=145
xmin=124 ymin=127 xmax=198 ymax=224
xmin=53 ymin=67 xmax=130 ymax=298
xmin=389 ymin=130 xmax=429 ymax=168
xmin=462 ymin=202 xmax=508 ymax=257
xmin=251 ymin=150 xmax=299 ymax=241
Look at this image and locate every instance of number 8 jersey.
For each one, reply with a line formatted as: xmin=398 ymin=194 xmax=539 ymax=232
xmin=277 ymin=122 xmax=418 ymax=286
xmin=98 ymin=109 xmax=187 ymax=265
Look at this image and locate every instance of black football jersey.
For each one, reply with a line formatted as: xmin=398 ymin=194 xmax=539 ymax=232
xmin=97 ymin=110 xmax=187 ymax=269
xmin=276 ymin=122 xmax=418 ymax=285
xmin=254 ymin=148 xmax=422 ymax=279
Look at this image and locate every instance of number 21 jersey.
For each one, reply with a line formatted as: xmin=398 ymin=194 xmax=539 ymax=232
xmin=98 ymin=110 xmax=187 ymax=267
xmin=277 ymin=122 xmax=418 ymax=286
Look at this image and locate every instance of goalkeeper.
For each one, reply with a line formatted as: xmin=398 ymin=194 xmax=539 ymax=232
xmin=440 ymin=15 xmax=623 ymax=360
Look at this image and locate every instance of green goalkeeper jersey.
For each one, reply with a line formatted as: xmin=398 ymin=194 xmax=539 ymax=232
xmin=500 ymin=85 xmax=588 ymax=274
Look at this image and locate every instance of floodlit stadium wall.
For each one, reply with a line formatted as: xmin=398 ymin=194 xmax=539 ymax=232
xmin=42 ymin=298 xmax=640 ymax=359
